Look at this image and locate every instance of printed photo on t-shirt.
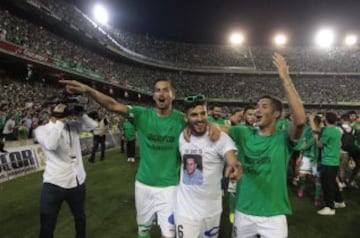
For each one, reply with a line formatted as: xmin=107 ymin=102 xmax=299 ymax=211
xmin=182 ymin=154 xmax=203 ymax=185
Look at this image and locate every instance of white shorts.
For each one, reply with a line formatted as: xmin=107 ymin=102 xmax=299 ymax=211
xmin=135 ymin=180 xmax=176 ymax=238
xmin=233 ymin=211 xmax=288 ymax=238
xmin=174 ymin=214 xmax=221 ymax=238
xmin=299 ymin=156 xmax=318 ymax=176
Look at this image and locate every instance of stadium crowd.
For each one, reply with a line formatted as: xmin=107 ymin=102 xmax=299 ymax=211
xmin=1 ymin=4 xmax=360 ymax=104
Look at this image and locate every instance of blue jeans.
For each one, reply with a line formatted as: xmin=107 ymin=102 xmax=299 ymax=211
xmin=39 ymin=183 xmax=86 ymax=238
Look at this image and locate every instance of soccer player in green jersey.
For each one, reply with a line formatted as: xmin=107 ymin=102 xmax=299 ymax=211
xmin=60 ymin=79 xmax=185 ymax=238
xmin=227 ymin=53 xmax=306 ymax=238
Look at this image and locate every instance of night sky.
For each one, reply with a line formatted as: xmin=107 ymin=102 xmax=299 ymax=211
xmin=71 ymin=0 xmax=360 ymax=45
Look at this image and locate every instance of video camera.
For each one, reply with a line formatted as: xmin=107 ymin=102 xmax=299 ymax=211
xmin=42 ymin=90 xmax=88 ymax=118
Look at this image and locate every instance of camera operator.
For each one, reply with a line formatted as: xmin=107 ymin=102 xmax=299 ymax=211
xmin=35 ymin=103 xmax=98 ymax=238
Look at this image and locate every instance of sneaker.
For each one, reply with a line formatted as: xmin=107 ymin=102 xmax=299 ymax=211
xmin=314 ymin=199 xmax=322 ymax=207
xmin=317 ymin=207 xmax=335 ymax=215
xmin=334 ymin=202 xmax=346 ymax=208
xmin=297 ymin=189 xmax=304 ymax=198
xmin=350 ymin=181 xmax=359 ymax=189
xmin=127 ymin=158 xmax=131 ymax=162
xmin=131 ymin=158 xmax=136 ymax=163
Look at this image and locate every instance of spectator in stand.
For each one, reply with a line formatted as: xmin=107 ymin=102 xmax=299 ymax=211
xmin=2 ymin=113 xmax=17 ymax=141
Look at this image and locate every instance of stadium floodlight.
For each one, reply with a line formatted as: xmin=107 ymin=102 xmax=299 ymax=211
xmin=315 ymin=28 xmax=335 ymax=48
xmin=93 ymin=4 xmax=108 ymax=24
xmin=229 ymin=32 xmax=245 ymax=45
xmin=274 ymin=34 xmax=287 ymax=46
xmin=344 ymin=34 xmax=357 ymax=46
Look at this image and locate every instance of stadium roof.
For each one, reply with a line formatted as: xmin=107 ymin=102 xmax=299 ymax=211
xmin=67 ymin=0 xmax=360 ymax=45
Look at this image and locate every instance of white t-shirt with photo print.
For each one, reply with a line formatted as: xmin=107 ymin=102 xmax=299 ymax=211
xmin=176 ymin=131 xmax=236 ymax=220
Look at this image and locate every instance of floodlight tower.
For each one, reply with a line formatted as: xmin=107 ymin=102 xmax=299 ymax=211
xmin=93 ymin=4 xmax=109 ymax=24
xmin=344 ymin=34 xmax=357 ymax=46
xmin=274 ymin=34 xmax=288 ymax=46
xmin=229 ymin=32 xmax=245 ymax=45
xmin=315 ymin=28 xmax=335 ymax=48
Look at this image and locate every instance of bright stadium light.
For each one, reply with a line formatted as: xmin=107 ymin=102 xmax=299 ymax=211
xmin=229 ymin=32 xmax=245 ymax=45
xmin=274 ymin=34 xmax=288 ymax=46
xmin=93 ymin=4 xmax=108 ymax=24
xmin=344 ymin=34 xmax=357 ymax=46
xmin=315 ymin=28 xmax=335 ymax=48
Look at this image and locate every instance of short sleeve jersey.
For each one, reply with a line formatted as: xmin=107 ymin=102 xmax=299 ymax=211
xmin=229 ymin=125 xmax=293 ymax=216
xmin=128 ymin=106 xmax=186 ymax=187
xmin=177 ymin=131 xmax=236 ymax=219
xmin=320 ymin=126 xmax=341 ymax=166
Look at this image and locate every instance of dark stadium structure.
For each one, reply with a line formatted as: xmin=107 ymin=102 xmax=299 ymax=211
xmin=1 ymin=0 xmax=360 ymax=111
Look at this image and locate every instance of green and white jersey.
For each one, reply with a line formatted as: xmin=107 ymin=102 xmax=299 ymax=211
xmin=320 ymin=126 xmax=341 ymax=166
xmin=128 ymin=106 xmax=186 ymax=187
xmin=229 ymin=125 xmax=293 ymax=216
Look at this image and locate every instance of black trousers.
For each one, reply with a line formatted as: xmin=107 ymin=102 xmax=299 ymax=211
xmin=320 ymin=165 xmax=344 ymax=209
xmin=39 ymin=183 xmax=86 ymax=238
xmin=90 ymin=135 xmax=105 ymax=161
xmin=126 ymin=140 xmax=136 ymax=158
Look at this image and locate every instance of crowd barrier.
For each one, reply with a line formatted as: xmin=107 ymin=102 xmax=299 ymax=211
xmin=0 ymin=133 xmax=121 ymax=183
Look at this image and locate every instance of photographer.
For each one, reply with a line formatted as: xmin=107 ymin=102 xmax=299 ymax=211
xmin=35 ymin=102 xmax=97 ymax=238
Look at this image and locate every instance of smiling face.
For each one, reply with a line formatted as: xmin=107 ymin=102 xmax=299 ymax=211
xmin=153 ymin=80 xmax=174 ymax=111
xmin=212 ymin=106 xmax=222 ymax=120
xmin=255 ymin=97 xmax=281 ymax=130
xmin=185 ymin=104 xmax=208 ymax=136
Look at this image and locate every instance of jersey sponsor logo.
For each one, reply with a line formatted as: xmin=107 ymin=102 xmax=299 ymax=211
xmin=147 ymin=133 xmax=175 ymax=143
xmin=243 ymin=156 xmax=271 ymax=175
xmin=204 ymin=226 xmax=220 ymax=237
xmin=167 ymin=214 xmax=175 ymax=225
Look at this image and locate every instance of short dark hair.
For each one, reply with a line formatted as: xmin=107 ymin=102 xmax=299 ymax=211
xmin=230 ymin=107 xmax=242 ymax=115
xmin=184 ymin=94 xmax=207 ymax=112
xmin=313 ymin=115 xmax=322 ymax=125
xmin=258 ymin=95 xmax=283 ymax=115
xmin=243 ymin=105 xmax=255 ymax=114
xmin=325 ymin=112 xmax=338 ymax=124
xmin=184 ymin=100 xmax=207 ymax=112
xmin=340 ymin=113 xmax=351 ymax=122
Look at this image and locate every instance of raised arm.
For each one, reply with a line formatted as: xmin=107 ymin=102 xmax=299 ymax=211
xmin=59 ymin=80 xmax=128 ymax=114
xmin=273 ymin=53 xmax=306 ymax=140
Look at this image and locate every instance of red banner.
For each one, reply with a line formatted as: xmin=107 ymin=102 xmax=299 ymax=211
xmin=0 ymin=40 xmax=53 ymax=64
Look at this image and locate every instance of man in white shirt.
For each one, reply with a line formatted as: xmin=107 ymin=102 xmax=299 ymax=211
xmin=35 ymin=103 xmax=97 ymax=238
xmin=175 ymin=95 xmax=242 ymax=238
